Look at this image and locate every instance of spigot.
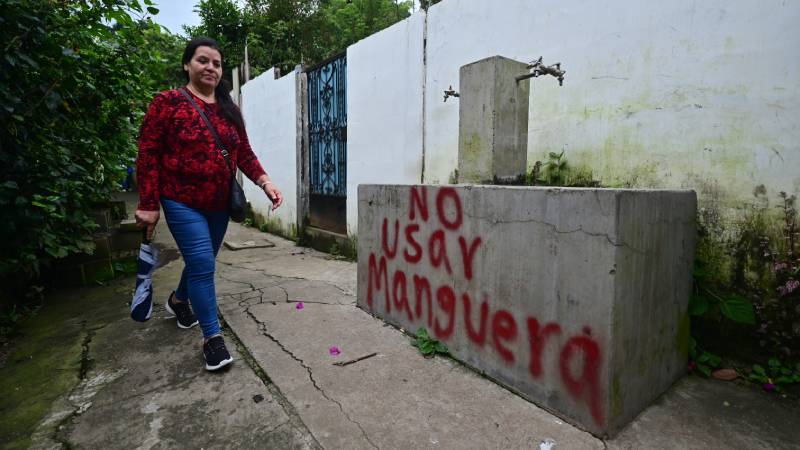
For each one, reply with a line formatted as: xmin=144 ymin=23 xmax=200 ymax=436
xmin=516 ymin=57 xmax=566 ymax=86
xmin=537 ymin=62 xmax=565 ymax=86
xmin=443 ymin=85 xmax=460 ymax=102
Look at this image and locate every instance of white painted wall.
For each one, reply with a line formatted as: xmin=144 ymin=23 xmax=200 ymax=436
xmin=241 ymin=0 xmax=799 ymax=236
xmin=425 ymin=0 xmax=800 ymax=199
xmin=241 ymin=68 xmax=298 ymax=235
xmin=346 ymin=13 xmax=426 ymax=233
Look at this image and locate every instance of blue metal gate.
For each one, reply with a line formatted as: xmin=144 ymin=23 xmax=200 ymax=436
xmin=307 ymin=53 xmax=347 ymax=197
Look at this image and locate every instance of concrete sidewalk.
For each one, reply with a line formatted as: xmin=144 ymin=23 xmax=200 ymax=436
xmin=5 ymin=220 xmax=799 ymax=449
xmin=170 ymin=222 xmax=800 ymax=448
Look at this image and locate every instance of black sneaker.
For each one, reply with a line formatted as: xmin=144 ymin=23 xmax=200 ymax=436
xmin=203 ymin=335 xmax=234 ymax=371
xmin=164 ymin=291 xmax=198 ymax=329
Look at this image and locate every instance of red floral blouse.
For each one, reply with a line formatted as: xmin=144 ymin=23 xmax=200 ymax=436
xmin=136 ymin=89 xmax=266 ymax=212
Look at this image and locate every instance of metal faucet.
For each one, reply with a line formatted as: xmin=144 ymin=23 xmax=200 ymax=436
xmin=516 ymin=57 xmax=565 ymax=86
xmin=443 ymin=85 xmax=460 ymax=102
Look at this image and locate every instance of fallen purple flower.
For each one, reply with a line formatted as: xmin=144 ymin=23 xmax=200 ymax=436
xmin=329 ymin=346 xmax=341 ymax=356
xmin=295 ymin=302 xmax=304 ymax=310
xmin=763 ymin=383 xmax=776 ymax=392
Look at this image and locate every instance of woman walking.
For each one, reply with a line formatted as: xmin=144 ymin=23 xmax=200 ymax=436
xmin=135 ymin=37 xmax=282 ymax=371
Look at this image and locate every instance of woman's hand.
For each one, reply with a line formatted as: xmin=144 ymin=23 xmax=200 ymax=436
xmin=256 ymin=175 xmax=283 ymax=210
xmin=262 ymin=182 xmax=283 ymax=210
xmin=135 ymin=209 xmax=160 ymax=240
xmin=264 ymin=183 xmax=283 ymax=210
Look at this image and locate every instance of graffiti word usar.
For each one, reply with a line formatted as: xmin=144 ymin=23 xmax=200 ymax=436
xmin=365 ymin=186 xmax=604 ymax=426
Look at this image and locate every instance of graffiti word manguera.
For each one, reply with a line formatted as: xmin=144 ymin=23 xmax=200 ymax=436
xmin=366 ymin=186 xmax=605 ymax=425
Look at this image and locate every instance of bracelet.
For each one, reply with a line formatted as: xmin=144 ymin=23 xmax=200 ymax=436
xmin=259 ymin=181 xmax=273 ymax=189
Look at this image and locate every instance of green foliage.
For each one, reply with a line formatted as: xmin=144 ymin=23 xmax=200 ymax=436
xmin=564 ymin=164 xmax=598 ymax=187
xmin=0 ymin=0 xmax=184 ymax=284
xmin=419 ymin=0 xmax=444 ymax=9
xmin=694 ymin=352 xmax=722 ymax=378
xmin=690 ymin=190 xmax=760 ymax=327
xmin=718 ymin=294 xmax=756 ymax=324
xmin=345 ymin=233 xmax=358 ymax=261
xmin=772 ymin=192 xmax=798 ymax=298
xmin=0 ymin=305 xmax=24 ymax=337
xmin=318 ymin=0 xmax=413 ymax=56
xmin=688 ymin=284 xmax=756 ymax=325
xmin=0 ymin=301 xmax=42 ymax=338
xmin=112 ymin=260 xmax=139 ymax=276
xmin=527 ymin=151 xmax=600 ymax=187
xmin=185 ymin=0 xmax=246 ymax=75
xmin=245 ymin=0 xmax=331 ymax=74
xmin=747 ymin=358 xmax=800 ymax=392
xmin=689 ymin=337 xmax=722 ymax=377
xmin=328 ymin=241 xmax=341 ymax=257
xmin=191 ymin=0 xmax=413 ymax=76
xmin=258 ymin=219 xmax=281 ymax=235
xmin=325 ymin=236 xmax=358 ymax=261
xmin=543 ymin=151 xmax=568 ymax=185
xmin=410 ymin=327 xmax=449 ymax=357
xmin=691 ymin=187 xmax=800 ymax=373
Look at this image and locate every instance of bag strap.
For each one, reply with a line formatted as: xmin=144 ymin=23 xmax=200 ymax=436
xmin=178 ymin=87 xmax=234 ymax=174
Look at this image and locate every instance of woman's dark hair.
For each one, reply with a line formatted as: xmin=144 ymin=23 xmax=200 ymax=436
xmin=182 ymin=37 xmax=245 ymax=132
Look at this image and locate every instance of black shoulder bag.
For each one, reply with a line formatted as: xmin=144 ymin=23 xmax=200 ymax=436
xmin=179 ymin=87 xmax=247 ymax=222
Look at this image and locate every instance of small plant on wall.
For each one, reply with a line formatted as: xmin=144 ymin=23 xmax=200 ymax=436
xmin=527 ymin=151 xmax=600 ymax=187
xmin=543 ymin=151 xmax=569 ymax=185
xmin=411 ymin=327 xmax=449 ymax=358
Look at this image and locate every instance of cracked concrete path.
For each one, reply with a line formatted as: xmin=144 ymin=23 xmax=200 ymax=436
xmin=214 ymin=223 xmax=800 ymax=450
xmin=54 ymin=284 xmax=319 ymax=450
xmin=0 ymin=219 xmax=318 ymax=450
xmin=4 ymin=217 xmax=798 ymax=449
xmin=215 ymin=224 xmax=600 ymax=450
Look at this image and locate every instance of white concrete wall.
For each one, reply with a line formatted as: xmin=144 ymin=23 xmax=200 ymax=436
xmin=346 ymin=13 xmax=426 ymax=234
xmin=241 ymin=0 xmax=799 ymax=236
xmin=241 ymin=68 xmax=298 ymax=235
xmin=424 ymin=0 xmax=800 ymax=200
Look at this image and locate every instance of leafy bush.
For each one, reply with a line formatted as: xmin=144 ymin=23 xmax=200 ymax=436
xmin=188 ymin=0 xmax=414 ymax=77
xmin=0 ymin=0 xmax=183 ymax=287
xmin=747 ymin=358 xmax=800 ymax=392
xmin=691 ymin=188 xmax=799 ymax=373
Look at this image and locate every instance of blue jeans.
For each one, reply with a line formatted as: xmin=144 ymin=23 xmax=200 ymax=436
xmin=161 ymin=198 xmax=229 ymax=338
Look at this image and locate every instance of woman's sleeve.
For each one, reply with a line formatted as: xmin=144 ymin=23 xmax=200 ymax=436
xmin=136 ymin=93 xmax=169 ymax=211
xmin=236 ymin=128 xmax=267 ymax=183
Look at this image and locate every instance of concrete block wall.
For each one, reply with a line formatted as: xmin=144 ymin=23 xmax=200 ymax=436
xmin=356 ymin=184 xmax=696 ymax=436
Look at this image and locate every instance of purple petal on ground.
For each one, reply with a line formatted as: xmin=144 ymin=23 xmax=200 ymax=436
xmin=329 ymin=346 xmax=341 ymax=356
xmin=295 ymin=302 xmax=304 ymax=310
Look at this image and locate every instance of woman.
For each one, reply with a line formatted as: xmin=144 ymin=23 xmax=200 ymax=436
xmin=135 ymin=37 xmax=283 ymax=371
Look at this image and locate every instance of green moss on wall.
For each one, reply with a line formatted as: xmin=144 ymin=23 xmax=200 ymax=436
xmin=250 ymin=212 xmax=298 ymax=242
